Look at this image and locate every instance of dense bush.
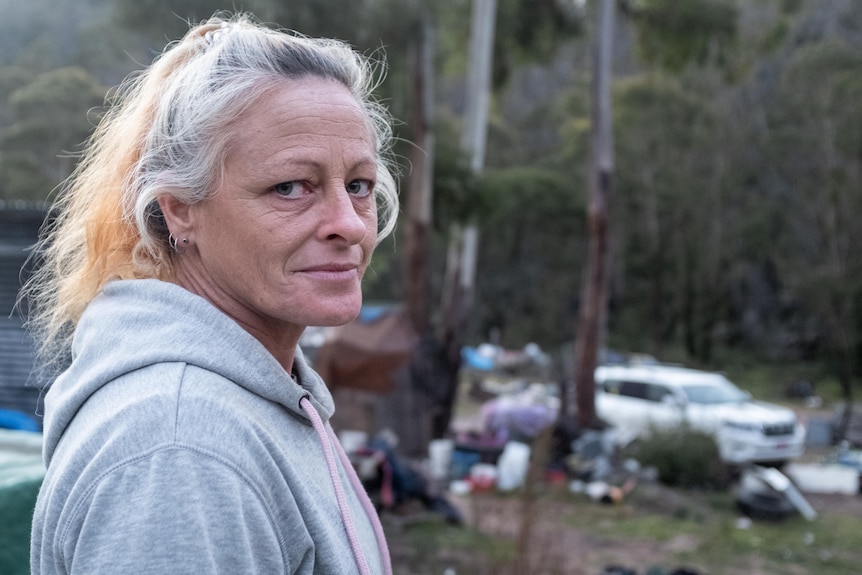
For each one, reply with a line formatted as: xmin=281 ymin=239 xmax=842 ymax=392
xmin=627 ymin=426 xmax=729 ymax=490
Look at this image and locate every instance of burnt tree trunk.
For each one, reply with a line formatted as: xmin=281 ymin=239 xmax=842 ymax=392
xmin=568 ymin=0 xmax=615 ymax=429
xmin=405 ymin=14 xmax=434 ymax=336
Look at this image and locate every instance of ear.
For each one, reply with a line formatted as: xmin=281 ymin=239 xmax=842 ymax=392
xmin=158 ymin=195 xmax=194 ymax=240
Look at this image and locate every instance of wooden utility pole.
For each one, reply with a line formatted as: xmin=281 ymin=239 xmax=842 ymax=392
xmin=405 ymin=11 xmax=435 ymax=335
xmin=569 ymin=0 xmax=615 ymax=428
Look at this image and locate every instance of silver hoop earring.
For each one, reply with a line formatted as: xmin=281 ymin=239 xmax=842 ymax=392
xmin=168 ymin=234 xmax=188 ymax=253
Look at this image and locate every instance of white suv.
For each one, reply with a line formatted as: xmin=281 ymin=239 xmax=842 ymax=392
xmin=594 ymin=363 xmax=806 ymax=465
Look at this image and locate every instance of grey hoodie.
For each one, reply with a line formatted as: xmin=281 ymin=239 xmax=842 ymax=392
xmin=31 ymin=279 xmax=390 ymax=574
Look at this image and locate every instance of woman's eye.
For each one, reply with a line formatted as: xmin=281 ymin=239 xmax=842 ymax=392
xmin=273 ymin=181 xmax=304 ymax=197
xmin=346 ymin=179 xmax=373 ymax=197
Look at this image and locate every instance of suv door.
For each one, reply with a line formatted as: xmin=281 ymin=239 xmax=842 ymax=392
xmin=597 ymin=379 xmax=684 ymax=437
xmin=641 ymin=382 xmax=685 ymax=429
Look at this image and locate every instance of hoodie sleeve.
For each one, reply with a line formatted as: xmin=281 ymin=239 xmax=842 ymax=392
xmin=50 ymin=447 xmax=301 ymax=574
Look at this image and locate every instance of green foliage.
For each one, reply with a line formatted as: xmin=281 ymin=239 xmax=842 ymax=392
xmin=0 ymin=67 xmax=106 ymax=200
xmin=471 ymin=166 xmax=586 ymax=346
xmin=0 ymin=0 xmax=121 ymax=73
xmin=630 ymin=0 xmax=738 ymax=71
xmin=611 ymin=74 xmax=729 ymax=360
xmin=431 ymin=119 xmax=482 ymax=228
xmin=0 ymin=67 xmax=31 ymax=127
xmin=7 ymin=67 xmax=105 ymax=124
xmin=112 ymin=0 xmax=280 ymax=41
xmin=765 ymin=38 xmax=862 ymax=388
xmin=492 ymin=0 xmax=584 ymax=87
xmin=0 ymin=154 xmax=57 ymax=202
xmin=627 ymin=426 xmax=728 ymax=489
xmin=112 ymin=0 xmax=422 ymax=57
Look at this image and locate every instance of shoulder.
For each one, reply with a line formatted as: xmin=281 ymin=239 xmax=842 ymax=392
xmin=78 ymin=361 xmax=309 ymax=463
xmin=37 ymin=362 xmax=316 ymax=573
xmin=46 ymin=446 xmax=296 ymax=574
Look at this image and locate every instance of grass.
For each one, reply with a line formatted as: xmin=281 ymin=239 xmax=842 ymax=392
xmin=565 ymin=489 xmax=861 ymax=573
xmin=387 ymin=484 xmax=862 ymax=575
xmin=387 ymin=515 xmax=517 ymax=574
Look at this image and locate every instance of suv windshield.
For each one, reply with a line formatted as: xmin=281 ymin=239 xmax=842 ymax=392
xmin=682 ymin=380 xmax=749 ymax=404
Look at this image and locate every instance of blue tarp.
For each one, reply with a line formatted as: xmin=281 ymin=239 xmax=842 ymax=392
xmin=0 ymin=409 xmax=40 ymax=432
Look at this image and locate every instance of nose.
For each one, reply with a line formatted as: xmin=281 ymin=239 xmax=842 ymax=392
xmin=317 ymin=185 xmax=372 ymax=245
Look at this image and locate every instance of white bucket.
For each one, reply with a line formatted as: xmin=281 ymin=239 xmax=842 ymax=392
xmin=496 ymin=441 xmax=531 ymax=491
xmin=428 ymin=438 xmax=455 ymax=481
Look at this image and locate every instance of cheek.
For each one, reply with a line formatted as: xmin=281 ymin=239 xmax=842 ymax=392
xmin=363 ymin=212 xmax=378 ymax=256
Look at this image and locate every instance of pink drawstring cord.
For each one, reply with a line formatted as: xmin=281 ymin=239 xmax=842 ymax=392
xmin=300 ymin=396 xmax=391 ymax=575
xmin=329 ymin=422 xmax=393 ymax=575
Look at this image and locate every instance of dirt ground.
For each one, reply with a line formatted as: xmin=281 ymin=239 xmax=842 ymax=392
xmin=383 ymin=400 xmax=862 ymax=575
xmin=385 ymin=480 xmax=862 ymax=575
xmin=462 ymin=490 xmax=862 ymax=574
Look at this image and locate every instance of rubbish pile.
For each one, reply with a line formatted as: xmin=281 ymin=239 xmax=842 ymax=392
xmin=443 ymin=344 xmax=650 ymax=503
xmin=442 ymin=342 xmax=847 ymax=525
xmin=735 ymin=465 xmax=817 ymax=521
xmin=340 ymin=428 xmax=464 ymax=525
xmin=340 ymin=337 xmax=860 ymax=528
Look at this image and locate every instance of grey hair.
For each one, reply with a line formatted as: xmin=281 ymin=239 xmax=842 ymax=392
xmin=129 ymin=13 xmax=399 ymax=262
xmin=21 ymin=13 xmax=400 ymax=371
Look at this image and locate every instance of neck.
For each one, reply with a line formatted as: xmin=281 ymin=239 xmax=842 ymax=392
xmin=169 ymin=268 xmax=303 ymax=374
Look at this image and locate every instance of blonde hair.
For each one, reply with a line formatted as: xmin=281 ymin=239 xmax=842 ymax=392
xmin=23 ymin=13 xmax=399 ymax=371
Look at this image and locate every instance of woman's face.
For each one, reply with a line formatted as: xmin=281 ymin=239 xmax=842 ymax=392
xmin=176 ymin=77 xmax=378 ymax=347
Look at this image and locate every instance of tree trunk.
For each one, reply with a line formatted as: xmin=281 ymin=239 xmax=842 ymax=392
xmin=568 ymin=0 xmax=615 ymax=428
xmin=405 ymin=14 xmax=435 ymax=335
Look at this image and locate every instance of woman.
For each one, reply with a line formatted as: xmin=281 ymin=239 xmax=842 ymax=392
xmin=26 ymin=13 xmax=397 ymax=575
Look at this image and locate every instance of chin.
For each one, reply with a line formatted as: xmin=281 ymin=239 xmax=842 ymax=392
xmin=304 ymin=300 xmax=362 ymax=327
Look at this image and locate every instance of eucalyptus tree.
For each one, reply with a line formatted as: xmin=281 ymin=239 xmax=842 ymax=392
xmin=604 ymin=0 xmax=740 ymax=367
xmin=613 ymin=75 xmax=728 ymax=362
xmin=0 ymin=67 xmax=105 ymax=201
xmin=768 ymin=38 xmax=862 ymax=436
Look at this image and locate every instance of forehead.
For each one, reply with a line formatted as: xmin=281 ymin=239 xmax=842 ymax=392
xmin=225 ymin=77 xmax=374 ymax=160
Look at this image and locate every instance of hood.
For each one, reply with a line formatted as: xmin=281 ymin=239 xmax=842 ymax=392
xmin=711 ymin=400 xmax=798 ymax=426
xmin=41 ymin=278 xmax=334 ymax=465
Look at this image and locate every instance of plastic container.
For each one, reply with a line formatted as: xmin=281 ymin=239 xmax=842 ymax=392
xmin=496 ymin=441 xmax=531 ymax=491
xmin=428 ymin=438 xmax=455 ymax=481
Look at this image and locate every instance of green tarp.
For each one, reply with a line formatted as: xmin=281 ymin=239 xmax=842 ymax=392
xmin=0 ymin=430 xmax=44 ymax=575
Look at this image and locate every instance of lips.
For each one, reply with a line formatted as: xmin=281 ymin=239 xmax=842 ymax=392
xmin=299 ymin=262 xmax=359 ymax=273
xmin=297 ymin=262 xmax=360 ymax=281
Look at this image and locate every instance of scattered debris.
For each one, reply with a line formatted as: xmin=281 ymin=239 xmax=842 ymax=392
xmin=344 ymin=429 xmax=463 ymax=525
xmin=831 ymin=403 xmax=862 ymax=446
xmin=479 ymin=383 xmax=559 ymax=443
xmin=461 ymin=342 xmax=551 ymax=375
xmin=735 ymin=465 xmax=817 ymax=521
xmin=580 ymin=477 xmax=638 ymax=504
xmin=785 ymin=461 xmax=859 ymax=495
